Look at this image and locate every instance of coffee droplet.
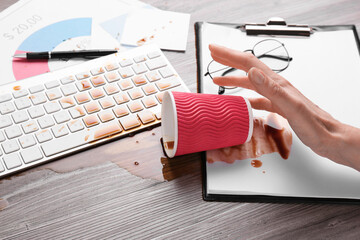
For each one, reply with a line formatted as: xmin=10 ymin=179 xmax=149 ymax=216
xmin=164 ymin=141 xmax=174 ymax=150
xmin=251 ymin=159 xmax=262 ymax=168
xmin=134 ymin=161 xmax=139 ymax=165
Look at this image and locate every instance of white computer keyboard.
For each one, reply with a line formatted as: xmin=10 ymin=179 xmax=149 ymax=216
xmin=0 ymin=44 xmax=189 ymax=178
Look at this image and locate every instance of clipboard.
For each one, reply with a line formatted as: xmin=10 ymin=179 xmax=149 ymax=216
xmin=195 ymin=18 xmax=360 ymax=204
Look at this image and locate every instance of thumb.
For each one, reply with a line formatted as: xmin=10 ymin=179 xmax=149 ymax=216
xmin=248 ymin=67 xmax=287 ymax=106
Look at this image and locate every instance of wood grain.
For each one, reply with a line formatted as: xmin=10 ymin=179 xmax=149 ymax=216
xmin=1 ymin=0 xmax=360 ymax=239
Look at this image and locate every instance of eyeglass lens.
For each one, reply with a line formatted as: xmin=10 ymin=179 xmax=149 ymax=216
xmin=253 ymin=39 xmax=290 ymax=72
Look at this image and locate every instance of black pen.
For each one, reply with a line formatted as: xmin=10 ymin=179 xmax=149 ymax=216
xmin=13 ymin=49 xmax=118 ymax=60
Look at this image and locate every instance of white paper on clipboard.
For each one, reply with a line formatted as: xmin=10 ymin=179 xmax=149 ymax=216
xmin=200 ymin=23 xmax=360 ymax=199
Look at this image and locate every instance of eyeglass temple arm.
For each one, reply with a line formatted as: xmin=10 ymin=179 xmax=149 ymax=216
xmin=258 ymin=54 xmax=293 ymax=62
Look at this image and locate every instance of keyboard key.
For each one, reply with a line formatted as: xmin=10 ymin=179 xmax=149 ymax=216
xmin=83 ymin=115 xmax=100 ymax=127
xmin=29 ymin=93 xmax=47 ymax=105
xmin=44 ymin=101 xmax=61 ymax=114
xmin=159 ymin=66 xmax=174 ymax=78
xmin=105 ymin=72 xmax=121 ymax=82
xmin=14 ymin=97 xmax=31 ymax=110
xmin=0 ymin=162 xmax=4 ymax=172
xmin=155 ymin=76 xmax=181 ymax=91
xmin=90 ymin=76 xmax=106 ymax=87
xmin=133 ymin=54 xmax=147 ymax=63
xmin=52 ymin=124 xmax=69 ymax=138
xmin=46 ymin=88 xmax=62 ymax=100
xmin=13 ymin=89 xmax=28 ymax=99
xmin=20 ymin=146 xmax=43 ymax=163
xmin=104 ymin=83 xmax=120 ymax=95
xmin=2 ymin=139 xmax=20 ymax=154
xmin=132 ymin=63 xmax=147 ymax=74
xmin=113 ymin=93 xmax=130 ymax=105
xmin=0 ymin=102 xmax=15 ymax=114
xmin=76 ymin=80 xmax=92 ymax=91
xmin=99 ymin=97 xmax=115 ymax=109
xmin=98 ymin=110 xmax=115 ymax=122
xmin=29 ymin=84 xmax=45 ymax=94
xmin=105 ymin=62 xmax=119 ymax=71
xmin=147 ymin=51 xmax=161 ymax=59
xmin=67 ymin=119 xmax=84 ymax=133
xmin=59 ymin=97 xmax=76 ymax=109
xmin=21 ymin=120 xmax=39 ymax=134
xmin=12 ymin=110 xmax=29 ymax=124
xmin=45 ymin=80 xmax=60 ymax=89
xmin=75 ymin=92 xmax=91 ymax=104
xmin=53 ymin=111 xmax=71 ymax=124
xmin=118 ymin=67 xmax=134 ymax=78
xmin=132 ymin=75 xmax=147 ymax=86
xmin=128 ymin=88 xmax=144 ymax=100
xmin=92 ymin=120 xmax=122 ymax=140
xmin=146 ymin=71 xmax=161 ymax=82
xmin=91 ymin=66 xmax=105 ymax=76
xmin=119 ymin=58 xmax=133 ymax=67
xmin=60 ymin=84 xmax=77 ymax=96
xmin=128 ymin=100 xmax=144 ymax=113
xmin=0 ymin=94 xmax=12 ymax=103
xmin=5 ymin=125 xmax=22 ymax=139
xmin=3 ymin=153 xmax=22 ymax=169
xmin=146 ymin=57 xmax=167 ymax=70
xmin=60 ymin=76 xmax=75 ymax=85
xmin=36 ymin=129 xmax=53 ymax=143
xmin=142 ymin=96 xmax=158 ymax=108
xmin=138 ymin=110 xmax=156 ymax=124
xmin=0 ymin=115 xmax=12 ymax=129
xmin=28 ymin=106 xmax=45 ymax=118
xmin=0 ymin=131 xmax=6 ymax=142
xmin=19 ymin=135 xmax=37 ymax=148
xmin=90 ymin=88 xmax=105 ymax=99
xmin=76 ymin=71 xmax=91 ymax=80
xmin=155 ymin=112 xmax=161 ymax=120
xmin=69 ymin=106 xmax=86 ymax=119
xmin=38 ymin=115 xmax=55 ymax=129
xmin=84 ymin=102 xmax=101 ymax=114
xmin=142 ymin=84 xmax=157 ymax=95
xmin=113 ymin=106 xmax=129 ymax=118
xmin=118 ymin=79 xmax=133 ymax=91
xmin=119 ymin=115 xmax=141 ymax=130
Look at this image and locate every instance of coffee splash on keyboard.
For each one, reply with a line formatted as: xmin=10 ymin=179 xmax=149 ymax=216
xmin=207 ymin=113 xmax=292 ymax=164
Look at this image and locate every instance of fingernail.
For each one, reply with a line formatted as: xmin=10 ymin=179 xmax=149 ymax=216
xmin=251 ymin=68 xmax=265 ymax=84
xmin=209 ymin=43 xmax=220 ymax=50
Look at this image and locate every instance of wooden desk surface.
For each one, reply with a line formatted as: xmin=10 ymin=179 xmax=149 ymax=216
xmin=1 ymin=0 xmax=360 ymax=238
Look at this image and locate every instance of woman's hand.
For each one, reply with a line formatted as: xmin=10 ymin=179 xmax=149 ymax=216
xmin=209 ymin=43 xmax=360 ymax=170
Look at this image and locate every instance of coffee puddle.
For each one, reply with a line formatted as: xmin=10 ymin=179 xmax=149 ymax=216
xmin=207 ymin=113 xmax=292 ymax=166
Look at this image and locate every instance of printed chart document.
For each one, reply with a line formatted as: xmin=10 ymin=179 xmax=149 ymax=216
xmin=0 ymin=0 xmax=146 ymax=85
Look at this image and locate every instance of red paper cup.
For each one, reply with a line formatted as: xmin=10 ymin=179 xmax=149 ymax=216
xmin=161 ymin=91 xmax=253 ymax=157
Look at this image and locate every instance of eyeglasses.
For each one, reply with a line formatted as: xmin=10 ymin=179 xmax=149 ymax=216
xmin=205 ymin=39 xmax=293 ymax=95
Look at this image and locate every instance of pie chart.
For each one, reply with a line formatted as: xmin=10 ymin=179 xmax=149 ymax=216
xmin=12 ymin=18 xmax=92 ymax=80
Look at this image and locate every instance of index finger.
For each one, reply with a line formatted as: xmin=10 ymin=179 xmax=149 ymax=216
xmin=209 ymin=44 xmax=273 ymax=75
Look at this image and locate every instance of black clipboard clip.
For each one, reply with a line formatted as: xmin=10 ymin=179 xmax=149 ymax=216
xmin=243 ymin=17 xmax=312 ymax=36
